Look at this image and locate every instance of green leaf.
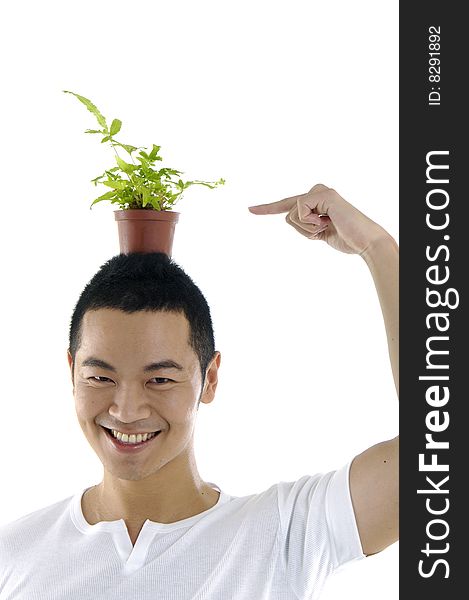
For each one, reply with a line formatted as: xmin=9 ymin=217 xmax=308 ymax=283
xmin=90 ymin=174 xmax=105 ymax=184
xmin=63 ymin=90 xmax=108 ymax=131
xmin=184 ymin=178 xmax=226 ymax=190
xmin=116 ymin=155 xmax=136 ymax=173
xmin=85 ymin=129 xmax=104 ymax=134
xmin=112 ymin=141 xmax=142 ymax=155
xmin=90 ymin=190 xmax=117 ymax=207
xmin=150 ymin=196 xmax=161 ymax=210
xmin=148 ymin=144 xmax=161 ymax=161
xmin=194 ymin=182 xmax=216 ymax=189
xmin=110 ymin=118 xmax=122 ymax=136
xmin=102 ymin=180 xmax=128 ymax=190
xmin=160 ymin=168 xmax=183 ymax=178
xmin=101 ymin=135 xmax=111 ymax=143
xmin=132 ymin=174 xmax=144 ymax=186
xmin=141 ymin=187 xmax=151 ymax=207
xmin=104 ymin=169 xmax=119 ymax=179
xmin=120 ymin=143 xmax=138 ymax=155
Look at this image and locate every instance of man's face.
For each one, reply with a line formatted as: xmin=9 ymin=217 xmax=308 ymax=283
xmin=68 ymin=308 xmax=220 ymax=482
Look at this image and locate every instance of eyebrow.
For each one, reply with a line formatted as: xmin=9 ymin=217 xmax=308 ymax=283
xmin=81 ymin=357 xmax=184 ymax=372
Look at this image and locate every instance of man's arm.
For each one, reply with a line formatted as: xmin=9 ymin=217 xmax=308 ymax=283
xmin=349 ymin=235 xmax=399 ymax=555
xmin=361 ymin=235 xmax=399 ymax=396
xmin=249 ymin=184 xmax=399 ymax=556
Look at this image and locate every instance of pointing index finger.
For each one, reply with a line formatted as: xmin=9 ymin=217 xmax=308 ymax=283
xmin=248 ymin=193 xmax=306 ymax=215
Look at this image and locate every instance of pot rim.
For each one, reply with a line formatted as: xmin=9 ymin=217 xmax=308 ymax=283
xmin=114 ymin=209 xmax=180 ymax=222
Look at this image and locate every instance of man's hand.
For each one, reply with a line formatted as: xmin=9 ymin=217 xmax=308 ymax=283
xmin=249 ymin=183 xmax=391 ymax=256
xmin=250 ymin=182 xmax=399 ymax=556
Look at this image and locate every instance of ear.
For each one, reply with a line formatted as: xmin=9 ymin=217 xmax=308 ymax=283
xmin=67 ymin=350 xmax=75 ymax=387
xmin=199 ymin=352 xmax=221 ymax=406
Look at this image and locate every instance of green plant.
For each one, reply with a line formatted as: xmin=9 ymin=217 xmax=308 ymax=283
xmin=63 ymin=90 xmax=225 ymax=210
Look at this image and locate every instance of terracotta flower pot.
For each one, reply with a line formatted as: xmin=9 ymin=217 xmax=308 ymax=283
xmin=114 ymin=209 xmax=180 ymax=255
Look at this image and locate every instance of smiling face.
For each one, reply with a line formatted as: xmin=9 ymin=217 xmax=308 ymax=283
xmin=68 ymin=308 xmax=220 ymax=483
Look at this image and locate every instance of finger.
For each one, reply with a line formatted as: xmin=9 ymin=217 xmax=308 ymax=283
xmin=248 ymin=193 xmax=306 ymax=215
xmin=308 ymin=229 xmax=327 ymax=241
xmin=288 ymin=204 xmax=329 ymax=231
xmin=286 ymin=206 xmax=329 ymax=238
xmin=299 ymin=212 xmax=331 ymax=226
xmin=287 ymin=216 xmax=328 ymax=240
xmin=307 ymin=183 xmax=330 ymax=194
xmin=297 ymin=189 xmax=332 ymax=222
xmin=287 ymin=215 xmax=314 ymax=239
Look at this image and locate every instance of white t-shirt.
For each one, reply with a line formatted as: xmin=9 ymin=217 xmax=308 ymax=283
xmin=0 ymin=462 xmax=365 ymax=600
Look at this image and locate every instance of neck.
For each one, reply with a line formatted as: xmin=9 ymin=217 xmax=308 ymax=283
xmin=83 ymin=449 xmax=219 ymax=527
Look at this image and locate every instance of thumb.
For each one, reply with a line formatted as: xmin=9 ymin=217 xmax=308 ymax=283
xmin=248 ymin=194 xmax=304 ymax=215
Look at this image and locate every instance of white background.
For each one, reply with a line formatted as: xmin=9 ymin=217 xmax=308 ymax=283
xmin=0 ymin=1 xmax=398 ymax=598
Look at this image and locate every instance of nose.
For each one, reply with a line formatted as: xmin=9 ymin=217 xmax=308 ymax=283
xmin=107 ymin=383 xmax=152 ymax=423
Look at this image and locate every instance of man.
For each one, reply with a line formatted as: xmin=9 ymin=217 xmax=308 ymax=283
xmin=0 ymin=184 xmax=398 ymax=599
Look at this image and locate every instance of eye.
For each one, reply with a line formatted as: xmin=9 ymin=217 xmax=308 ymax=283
xmin=148 ymin=377 xmax=173 ymax=385
xmin=88 ymin=376 xmax=114 ymax=383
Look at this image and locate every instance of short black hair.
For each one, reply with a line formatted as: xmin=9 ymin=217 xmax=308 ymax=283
xmin=68 ymin=253 xmax=216 ymax=387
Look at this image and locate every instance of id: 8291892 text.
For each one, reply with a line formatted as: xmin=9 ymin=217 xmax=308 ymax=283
xmin=428 ymin=26 xmax=441 ymax=106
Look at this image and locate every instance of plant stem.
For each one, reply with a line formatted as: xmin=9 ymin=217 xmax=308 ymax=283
xmin=109 ymin=136 xmax=139 ymax=204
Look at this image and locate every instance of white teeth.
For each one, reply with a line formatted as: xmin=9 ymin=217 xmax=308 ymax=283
xmin=110 ymin=429 xmax=158 ymax=444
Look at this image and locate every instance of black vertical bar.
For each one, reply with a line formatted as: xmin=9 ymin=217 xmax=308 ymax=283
xmin=400 ymin=2 xmax=467 ymax=597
